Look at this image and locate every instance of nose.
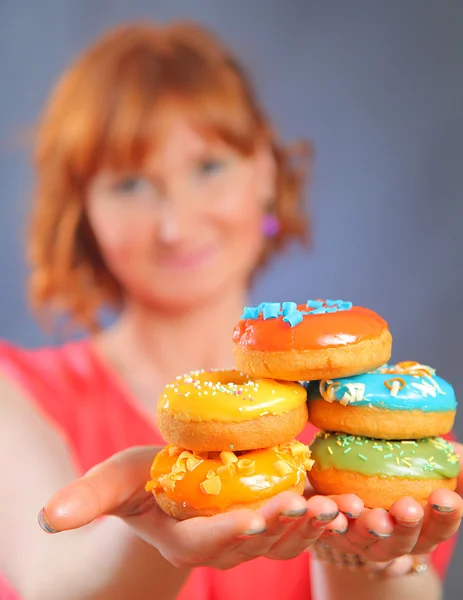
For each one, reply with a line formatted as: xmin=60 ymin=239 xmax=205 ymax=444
xmin=156 ymin=197 xmax=193 ymax=245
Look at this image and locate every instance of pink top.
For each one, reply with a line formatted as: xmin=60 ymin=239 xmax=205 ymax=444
xmin=0 ymin=340 xmax=456 ymax=599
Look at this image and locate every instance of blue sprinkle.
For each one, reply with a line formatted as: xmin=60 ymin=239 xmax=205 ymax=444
xmin=262 ymin=303 xmax=280 ymax=320
xmin=282 ymin=302 xmax=297 ymax=316
xmin=338 ymin=301 xmax=353 ymax=311
xmin=325 ymin=299 xmax=337 ymax=306
xmin=309 ymin=307 xmax=326 ymax=315
xmin=306 ymin=300 xmax=324 ymax=308
xmin=324 ymin=306 xmax=338 ymax=313
xmin=241 ymin=306 xmax=260 ymax=319
xmin=283 ymin=310 xmax=303 ymax=327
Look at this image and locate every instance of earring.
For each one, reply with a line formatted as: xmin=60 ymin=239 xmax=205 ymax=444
xmin=262 ymin=212 xmax=280 ymax=237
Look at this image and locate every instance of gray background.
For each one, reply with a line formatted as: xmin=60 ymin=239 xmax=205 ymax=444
xmin=1 ymin=1 xmax=462 ymax=596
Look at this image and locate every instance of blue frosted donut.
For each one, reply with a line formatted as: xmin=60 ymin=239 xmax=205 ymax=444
xmin=307 ymin=361 xmax=457 ymax=440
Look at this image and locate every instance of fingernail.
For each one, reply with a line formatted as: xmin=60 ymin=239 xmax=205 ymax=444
xmin=314 ymin=511 xmax=339 ymax=522
xmin=238 ymin=527 xmax=267 ymax=539
xmin=432 ymin=504 xmax=456 ymax=514
xmin=344 ymin=512 xmax=361 ymax=519
xmin=326 ymin=526 xmax=348 ymax=536
xmin=279 ymin=507 xmax=308 ymax=521
xmin=312 ymin=511 xmax=339 ymax=527
xmin=368 ymin=529 xmax=392 ymax=539
xmin=396 ymin=518 xmax=422 ymax=528
xmin=38 ymin=508 xmax=59 ymax=534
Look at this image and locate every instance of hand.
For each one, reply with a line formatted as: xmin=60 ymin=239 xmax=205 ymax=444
xmin=317 ymin=487 xmax=463 ymax=573
xmin=39 ymin=446 xmax=354 ymax=570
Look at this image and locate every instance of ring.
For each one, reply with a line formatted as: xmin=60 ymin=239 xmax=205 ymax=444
xmin=409 ymin=556 xmax=428 ymax=575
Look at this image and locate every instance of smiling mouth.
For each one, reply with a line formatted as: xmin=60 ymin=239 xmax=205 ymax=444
xmin=158 ymin=245 xmax=219 ymax=269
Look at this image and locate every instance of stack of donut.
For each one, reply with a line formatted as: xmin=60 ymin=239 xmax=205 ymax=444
xmin=306 ymin=361 xmax=458 ymax=509
xmin=231 ymin=299 xmax=459 ymax=510
xmin=146 ymin=369 xmax=313 ymax=519
xmin=146 ymin=299 xmax=459 ymax=516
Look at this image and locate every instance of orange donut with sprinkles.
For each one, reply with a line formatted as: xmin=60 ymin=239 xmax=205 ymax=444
xmin=146 ymin=441 xmax=314 ymax=519
xmin=232 ymin=299 xmax=392 ymax=381
xmin=156 ymin=368 xmax=308 ymax=452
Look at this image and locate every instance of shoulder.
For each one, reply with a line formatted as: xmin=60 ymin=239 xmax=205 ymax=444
xmin=0 ymin=338 xmax=96 ymax=390
xmin=0 ymin=339 xmax=99 ymax=433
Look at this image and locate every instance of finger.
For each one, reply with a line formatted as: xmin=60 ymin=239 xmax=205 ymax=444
xmin=413 ymin=488 xmax=463 ymax=555
xmin=267 ymin=495 xmax=340 ymax=560
xmin=221 ymin=491 xmax=310 ymax=562
xmin=376 ymin=497 xmax=424 ymax=559
xmin=343 ymin=508 xmax=394 ymax=559
xmin=312 ymin=495 xmax=364 ymax=555
xmin=328 ymin=494 xmax=364 ymax=520
xmin=450 ymin=441 xmax=463 ymax=497
xmin=40 ymin=446 xmax=159 ymax=532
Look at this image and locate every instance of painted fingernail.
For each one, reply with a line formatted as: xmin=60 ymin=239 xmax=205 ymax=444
xmin=344 ymin=512 xmax=361 ymax=519
xmin=312 ymin=511 xmax=339 ymax=527
xmin=238 ymin=527 xmax=267 ymax=539
xmin=368 ymin=529 xmax=392 ymax=539
xmin=315 ymin=511 xmax=339 ymax=522
xmin=432 ymin=504 xmax=456 ymax=514
xmin=279 ymin=507 xmax=308 ymax=521
xmin=38 ymin=508 xmax=59 ymax=534
xmin=326 ymin=526 xmax=348 ymax=536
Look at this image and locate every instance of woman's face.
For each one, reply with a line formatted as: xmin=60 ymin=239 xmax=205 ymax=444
xmin=86 ymin=116 xmax=275 ymax=310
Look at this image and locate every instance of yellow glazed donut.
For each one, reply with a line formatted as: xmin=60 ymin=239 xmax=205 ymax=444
xmin=307 ymin=362 xmax=457 ymax=439
xmin=308 ymin=432 xmax=459 ymax=510
xmin=232 ymin=300 xmax=392 ymax=381
xmin=156 ymin=368 xmax=308 ymax=452
xmin=146 ymin=441 xmax=314 ymax=519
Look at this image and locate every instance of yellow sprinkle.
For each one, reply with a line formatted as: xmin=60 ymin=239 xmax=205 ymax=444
xmin=200 ymin=475 xmax=222 ymax=495
xmin=428 ymin=456 xmax=435 ymax=462
xmin=396 ymin=457 xmax=400 ymax=465
xmin=328 ymin=446 xmax=333 ymax=455
xmin=336 ymin=440 xmax=342 ymax=446
xmin=274 ymin=460 xmax=292 ymax=476
xmin=237 ymin=459 xmax=256 ymax=475
xmin=402 ymin=459 xmax=412 ymax=467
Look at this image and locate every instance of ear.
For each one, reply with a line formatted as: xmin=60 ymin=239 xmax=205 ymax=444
xmin=254 ymin=142 xmax=277 ymax=204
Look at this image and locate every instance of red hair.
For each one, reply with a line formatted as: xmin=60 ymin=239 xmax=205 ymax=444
xmin=29 ymin=22 xmax=309 ymax=330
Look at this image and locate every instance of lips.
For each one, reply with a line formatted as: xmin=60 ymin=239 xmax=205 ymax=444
xmin=157 ymin=244 xmax=219 ymax=269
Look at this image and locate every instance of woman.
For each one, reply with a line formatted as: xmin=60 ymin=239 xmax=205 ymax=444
xmin=0 ymin=22 xmax=462 ymax=600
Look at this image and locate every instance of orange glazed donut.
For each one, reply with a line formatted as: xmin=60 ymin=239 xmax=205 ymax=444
xmin=156 ymin=368 xmax=308 ymax=452
xmin=232 ymin=300 xmax=392 ymax=381
xmin=146 ymin=441 xmax=314 ymax=519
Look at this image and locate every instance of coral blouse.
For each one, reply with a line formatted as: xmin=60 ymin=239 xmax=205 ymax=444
xmin=0 ymin=341 xmax=456 ymax=599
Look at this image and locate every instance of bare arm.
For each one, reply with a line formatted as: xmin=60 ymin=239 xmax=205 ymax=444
xmin=311 ymin=560 xmax=442 ymax=600
xmin=0 ymin=375 xmax=188 ymax=600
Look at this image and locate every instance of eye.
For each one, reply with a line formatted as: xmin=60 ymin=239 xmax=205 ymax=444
xmin=197 ymin=158 xmax=227 ymax=176
xmin=113 ymin=176 xmax=152 ymax=194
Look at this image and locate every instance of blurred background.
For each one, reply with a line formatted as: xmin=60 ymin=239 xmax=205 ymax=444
xmin=1 ymin=1 xmax=462 ymax=596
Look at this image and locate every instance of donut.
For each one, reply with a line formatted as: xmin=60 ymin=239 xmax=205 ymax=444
xmin=232 ymin=299 xmax=392 ymax=381
xmin=156 ymin=368 xmax=308 ymax=452
xmin=307 ymin=361 xmax=457 ymax=439
xmin=308 ymin=432 xmax=459 ymax=510
xmin=146 ymin=441 xmax=314 ymax=519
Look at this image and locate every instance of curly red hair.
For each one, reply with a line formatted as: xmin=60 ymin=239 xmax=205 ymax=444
xmin=29 ymin=22 xmax=309 ymax=331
